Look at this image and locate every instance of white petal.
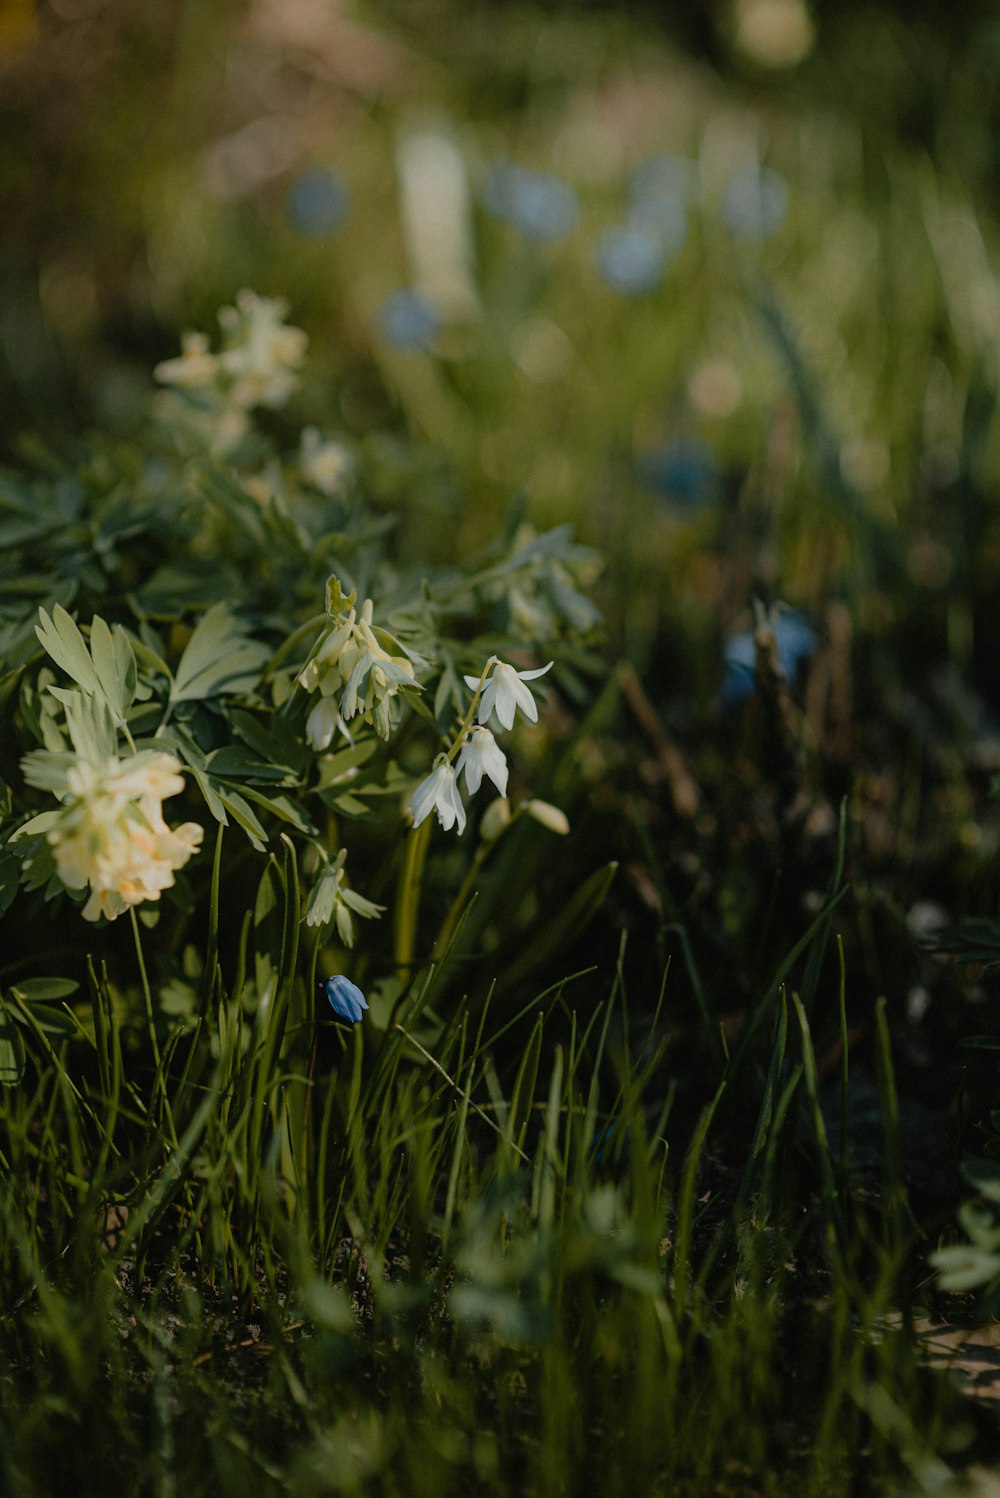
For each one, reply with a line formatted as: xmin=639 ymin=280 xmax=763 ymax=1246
xmin=516 ymin=662 xmax=554 ymax=681
xmin=457 ymin=740 xmax=484 ymax=796
xmin=510 ymin=674 xmax=539 ymax=724
xmin=410 ymin=767 xmax=444 ymax=827
xmin=476 ymin=679 xmax=498 ymax=727
xmin=492 ymin=667 xmax=519 ymax=730
xmin=482 ymin=737 xmax=509 ymax=796
xmin=447 ymin=772 xmax=467 ymax=834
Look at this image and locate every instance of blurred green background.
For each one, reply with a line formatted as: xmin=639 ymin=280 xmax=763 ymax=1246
xmin=6 ymin=0 xmax=1000 ymax=1036
xmin=5 ymin=0 xmax=1000 ymax=641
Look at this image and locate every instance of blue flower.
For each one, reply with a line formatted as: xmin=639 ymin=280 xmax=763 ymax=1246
xmin=627 ymin=157 xmax=690 ymax=253
xmin=481 ymin=162 xmax=580 ymax=242
xmin=629 ymin=155 xmax=694 ymax=209
xmin=722 ymin=609 xmax=817 ymax=706
xmin=595 ymin=225 xmax=667 ymax=297
xmin=322 ymin=975 xmax=369 ymax=1024
xmin=721 ymin=167 xmax=788 ymax=241
xmin=377 ymin=289 xmax=441 ymax=351
xmin=286 ymin=168 xmax=350 ymax=236
xmin=635 ymin=439 xmax=721 ymax=510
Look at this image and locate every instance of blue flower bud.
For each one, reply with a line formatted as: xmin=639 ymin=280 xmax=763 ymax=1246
xmin=377 ymin=288 xmax=441 ymax=351
xmin=595 ymin=225 xmax=667 ymax=297
xmin=286 ymin=168 xmax=350 ymax=236
xmin=722 ymin=167 xmax=788 ymax=241
xmin=322 ymin=975 xmax=369 ymax=1024
xmin=481 ymin=161 xmax=579 ymax=242
xmin=722 ymin=610 xmax=817 ymax=706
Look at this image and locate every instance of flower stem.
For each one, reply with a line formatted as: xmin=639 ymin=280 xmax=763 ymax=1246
xmin=394 ymin=817 xmax=432 ymax=979
xmin=130 ymin=906 xmax=178 ymax=1147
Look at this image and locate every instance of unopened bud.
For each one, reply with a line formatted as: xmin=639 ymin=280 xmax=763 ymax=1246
xmin=479 ymin=797 xmax=512 ymax=842
xmin=524 ymin=798 xmax=569 ymax=835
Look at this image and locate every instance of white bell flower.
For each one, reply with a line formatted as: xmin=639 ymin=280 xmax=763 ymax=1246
xmin=456 ymin=727 xmax=508 ymax=797
xmin=305 ymin=696 xmax=352 ymax=751
xmin=409 ymin=761 xmax=466 ymax=835
xmin=464 ymin=659 xmax=553 ymax=731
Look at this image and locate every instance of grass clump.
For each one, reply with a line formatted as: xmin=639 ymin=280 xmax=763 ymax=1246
xmin=0 ymin=904 xmax=985 ymax=1497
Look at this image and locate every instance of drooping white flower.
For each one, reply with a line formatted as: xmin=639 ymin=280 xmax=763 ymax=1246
xmin=305 ymin=696 xmax=352 ymax=751
xmin=464 ymin=659 xmax=553 ymax=731
xmin=456 ymin=726 xmax=508 ymax=797
xmin=21 ymin=750 xmax=204 ymax=923
xmin=299 ymin=597 xmax=416 ymax=743
xmin=409 ymin=761 xmax=466 ymax=835
xmin=305 ymin=848 xmax=383 ymax=946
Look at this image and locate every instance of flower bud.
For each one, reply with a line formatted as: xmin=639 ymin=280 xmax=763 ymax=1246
xmin=524 ymin=798 xmax=570 ymax=835
xmin=479 ymin=797 xmax=512 ymax=843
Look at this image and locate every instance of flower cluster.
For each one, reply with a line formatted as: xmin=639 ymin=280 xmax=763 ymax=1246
xmin=409 ymin=658 xmax=558 ymax=836
xmin=299 ymin=592 xmax=417 ymax=745
xmin=19 ymin=750 xmax=203 ymax=923
xmin=298 ymin=427 xmax=353 ymax=495
xmin=154 ymin=289 xmax=308 ymax=453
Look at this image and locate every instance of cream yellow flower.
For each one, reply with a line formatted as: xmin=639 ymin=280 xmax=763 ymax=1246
xmin=23 ymin=751 xmax=203 ymax=923
xmin=299 ymin=427 xmax=353 ymax=495
xmin=153 ymin=331 xmax=219 ymax=392
xmin=217 ymin=289 xmax=308 ymax=410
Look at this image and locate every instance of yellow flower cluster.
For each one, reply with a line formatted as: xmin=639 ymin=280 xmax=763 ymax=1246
xmin=43 ymin=753 xmax=203 ymax=923
xmin=153 ymin=290 xmax=308 ymax=454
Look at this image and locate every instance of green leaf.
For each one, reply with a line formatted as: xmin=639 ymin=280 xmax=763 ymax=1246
xmin=131 ymin=561 xmax=237 ymax=618
xmin=169 ymin=603 xmax=270 ymax=704
xmin=0 ymin=1008 xmax=25 ymax=1086
xmin=325 ymin=575 xmax=357 ymax=617
xmin=227 ymin=708 xmax=309 ymax=777
xmin=35 ymin=605 xmax=102 ymax=696
xmin=962 ymin=1158 xmax=1000 ymax=1204
xmin=234 ymin=785 xmax=315 ymax=834
xmin=89 ymin=615 xmax=137 ymax=723
xmin=497 ymin=861 xmax=618 ymax=996
xmin=316 ymin=738 xmax=379 ymax=789
xmin=11 ymin=978 xmax=79 ymax=1003
xmin=0 ymin=853 xmax=19 ymax=920
xmin=213 ymin=785 xmax=269 ymax=851
xmin=188 ymin=766 xmax=231 ymax=830
xmin=50 ymin=689 xmax=117 ymax=764
xmin=204 ymin=746 xmax=293 ymax=782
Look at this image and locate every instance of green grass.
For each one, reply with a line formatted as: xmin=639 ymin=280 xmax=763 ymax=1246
xmin=5 ymin=4 xmax=1000 ymax=1492
xmin=0 ymin=875 xmax=986 ymax=1497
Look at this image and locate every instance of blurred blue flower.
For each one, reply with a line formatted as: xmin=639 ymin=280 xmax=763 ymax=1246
xmin=628 ymin=157 xmax=691 ymax=252
xmin=596 ymin=225 xmax=667 ymax=296
xmin=378 ymin=289 xmax=441 ymax=351
xmin=286 ymin=168 xmax=350 ymax=236
xmin=721 ymin=167 xmax=789 ymax=241
xmin=481 ymin=161 xmax=580 ymax=242
xmin=722 ymin=609 xmax=817 ymax=706
xmin=630 ymin=155 xmax=695 ymax=205
xmin=636 ymin=439 xmax=721 ymax=510
xmin=322 ymin=975 xmax=369 ymax=1024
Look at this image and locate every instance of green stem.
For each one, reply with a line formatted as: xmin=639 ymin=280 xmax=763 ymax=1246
xmin=130 ymin=907 xmax=179 ymax=1147
xmin=432 ymin=811 xmax=516 ymax=961
xmin=394 ymin=658 xmax=499 ymax=977
xmin=394 ymin=818 xmax=432 ymax=978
